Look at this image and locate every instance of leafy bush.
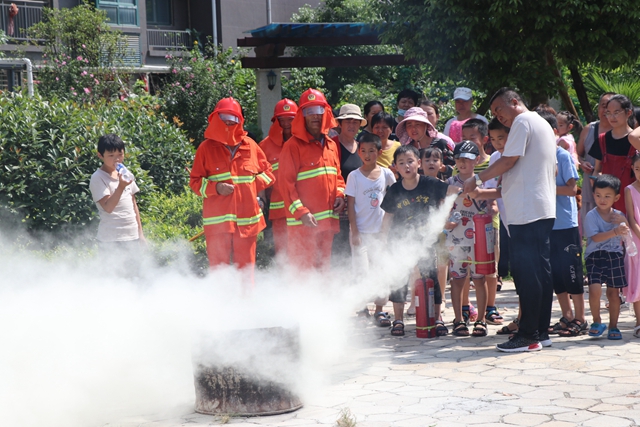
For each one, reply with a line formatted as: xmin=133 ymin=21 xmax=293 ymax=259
xmin=160 ymin=43 xmax=257 ymax=145
xmin=141 ymin=187 xmax=208 ymax=273
xmin=28 ymin=1 xmax=131 ymax=102
xmin=0 ymin=94 xmax=193 ymax=233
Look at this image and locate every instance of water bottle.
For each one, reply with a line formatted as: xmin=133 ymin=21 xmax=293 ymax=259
xmin=620 ymin=222 xmax=638 ymax=257
xmin=116 ymin=163 xmax=134 ymax=182
xmin=443 ymin=212 xmax=462 ymax=236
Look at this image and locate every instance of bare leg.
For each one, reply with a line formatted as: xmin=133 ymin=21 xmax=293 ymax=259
xmin=571 ymin=293 xmax=586 ymax=323
xmin=486 ymin=274 xmax=498 ymax=307
xmin=606 ymin=287 xmax=621 ymax=329
xmin=462 ymin=275 xmax=471 ymax=307
xmin=393 ymin=302 xmax=404 ymax=324
xmin=473 ymin=276 xmax=488 ymax=320
xmin=450 ymin=277 xmax=466 ymax=323
xmin=437 ymin=263 xmax=448 ymax=307
xmin=556 ymin=292 xmax=574 ymax=322
xmin=634 ymin=301 xmax=640 ymax=328
xmin=589 ymin=283 xmax=602 ymax=325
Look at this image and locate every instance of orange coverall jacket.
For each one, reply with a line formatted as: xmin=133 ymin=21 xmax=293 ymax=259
xmin=278 ymin=115 xmax=345 ymax=233
xmin=190 ymin=135 xmax=274 ymax=238
xmin=259 ymin=120 xmax=287 ymax=220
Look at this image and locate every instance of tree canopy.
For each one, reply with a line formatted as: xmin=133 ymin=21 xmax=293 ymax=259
xmin=378 ymin=0 xmax=640 ymax=117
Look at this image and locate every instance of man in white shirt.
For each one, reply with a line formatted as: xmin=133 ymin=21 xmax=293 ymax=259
xmin=463 ymin=88 xmax=556 ymax=353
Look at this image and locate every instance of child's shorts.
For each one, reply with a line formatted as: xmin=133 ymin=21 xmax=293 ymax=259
xmin=585 ymin=250 xmax=627 ymax=288
xmin=448 ymin=244 xmax=484 ymax=280
xmin=550 ymin=227 xmax=584 ymax=295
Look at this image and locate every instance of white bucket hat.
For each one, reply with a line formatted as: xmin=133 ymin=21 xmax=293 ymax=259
xmin=336 ymin=104 xmax=367 ymax=127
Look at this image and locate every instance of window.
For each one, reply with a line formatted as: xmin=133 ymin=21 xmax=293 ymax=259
xmin=96 ymin=0 xmax=139 ymax=26
xmin=146 ymin=0 xmax=172 ymax=26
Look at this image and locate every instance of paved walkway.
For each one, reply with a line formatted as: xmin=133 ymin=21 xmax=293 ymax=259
xmin=107 ymin=281 xmax=640 ymax=427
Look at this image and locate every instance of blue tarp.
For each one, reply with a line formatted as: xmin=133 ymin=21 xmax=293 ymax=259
xmin=246 ymin=23 xmax=384 ymax=39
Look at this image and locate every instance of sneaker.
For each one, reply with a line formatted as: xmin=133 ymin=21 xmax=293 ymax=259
xmin=496 ymin=335 xmax=542 ymax=353
xmin=539 ymin=333 xmax=552 ymax=347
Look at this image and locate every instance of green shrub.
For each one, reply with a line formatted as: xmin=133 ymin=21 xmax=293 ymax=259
xmin=28 ymin=1 xmax=131 ymax=102
xmin=0 ymin=94 xmax=193 ymax=233
xmin=160 ymin=43 xmax=257 ymax=145
xmin=141 ymin=187 xmax=208 ymax=273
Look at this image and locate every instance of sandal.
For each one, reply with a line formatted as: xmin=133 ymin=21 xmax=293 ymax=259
xmin=471 ymin=320 xmax=488 ymax=337
xmin=497 ymin=319 xmax=519 ymax=335
xmin=469 ymin=303 xmax=478 ymax=322
xmin=557 ymin=319 xmax=586 ymax=337
xmin=548 ymin=316 xmax=570 ymax=335
xmin=634 ymin=325 xmax=640 ymax=338
xmin=452 ymin=320 xmax=469 ymax=337
xmin=607 ymin=327 xmax=622 ymax=340
xmin=485 ymin=306 xmax=504 ymax=325
xmin=462 ymin=305 xmax=470 ymax=325
xmin=373 ymin=312 xmax=391 ymax=327
xmin=390 ymin=320 xmax=405 ymax=336
xmin=435 ymin=320 xmax=448 ymax=336
xmin=588 ymin=322 xmax=607 ymax=337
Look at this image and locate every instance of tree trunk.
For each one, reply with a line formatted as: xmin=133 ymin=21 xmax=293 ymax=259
xmin=546 ymin=50 xmax=579 ymax=118
xmin=569 ymin=65 xmax=595 ymax=123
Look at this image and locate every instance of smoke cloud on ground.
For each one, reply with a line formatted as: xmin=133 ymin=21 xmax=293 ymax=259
xmin=0 ymin=195 xmax=454 ymax=427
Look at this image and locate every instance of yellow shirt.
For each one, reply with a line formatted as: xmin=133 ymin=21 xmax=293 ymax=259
xmin=377 ymin=141 xmax=401 ymax=168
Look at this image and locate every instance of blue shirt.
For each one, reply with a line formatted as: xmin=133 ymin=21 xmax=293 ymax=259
xmin=584 ymin=208 xmax=624 ymax=257
xmin=553 ymin=147 xmax=579 ymax=230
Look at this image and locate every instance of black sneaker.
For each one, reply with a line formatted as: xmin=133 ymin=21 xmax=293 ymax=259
xmin=539 ymin=333 xmax=552 ymax=348
xmin=496 ymin=335 xmax=542 ymax=353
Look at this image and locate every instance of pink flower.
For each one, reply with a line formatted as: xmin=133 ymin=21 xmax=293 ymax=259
xmin=185 ymin=83 xmax=191 ymax=88
xmin=190 ymin=73 xmax=194 ymax=79
xmin=181 ymin=87 xmax=185 ymax=92
xmin=94 ymin=79 xmax=99 ymax=85
xmin=61 ymin=61 xmax=66 ymax=65
xmin=81 ymin=71 xmax=87 ymax=76
xmin=85 ymin=59 xmax=88 ymax=63
xmin=55 ymin=77 xmax=59 ymax=81
xmin=84 ymin=87 xmax=91 ymax=94
xmin=90 ymin=74 xmax=93 ymax=78
xmin=77 ymin=56 xmax=83 ymax=61
xmin=192 ymin=57 xmax=196 ymax=62
xmin=72 ymin=92 xmax=77 ymax=96
xmin=82 ymin=44 xmax=86 ymax=48
xmin=172 ymin=69 xmax=178 ymax=74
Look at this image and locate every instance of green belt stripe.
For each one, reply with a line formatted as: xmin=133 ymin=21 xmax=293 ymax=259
xmin=200 ymin=179 xmax=209 ymax=199
xmin=286 ymin=209 xmax=338 ymax=226
xmin=296 ymin=166 xmax=337 ymax=181
xmin=270 ymin=201 xmax=285 ymax=210
xmin=203 ymin=211 xmax=263 ymax=226
xmin=257 ymin=172 xmax=272 ymax=184
xmin=289 ymin=199 xmax=303 ymax=214
xmin=207 ymin=174 xmax=255 ymax=184
xmin=272 ymin=162 xmax=279 ymax=171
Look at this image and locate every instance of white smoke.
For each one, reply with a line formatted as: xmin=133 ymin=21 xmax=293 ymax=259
xmin=0 ymin=194 xmax=455 ymax=427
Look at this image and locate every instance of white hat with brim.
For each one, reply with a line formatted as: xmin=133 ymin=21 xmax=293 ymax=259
xmin=396 ymin=107 xmax=438 ymax=145
xmin=336 ymin=103 xmax=367 ymax=127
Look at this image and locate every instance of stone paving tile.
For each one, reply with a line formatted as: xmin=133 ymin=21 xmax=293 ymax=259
xmin=103 ymin=283 xmax=640 ymax=427
xmin=581 ymin=414 xmax=634 ymax=427
xmin=502 ymin=413 xmax=551 ymax=426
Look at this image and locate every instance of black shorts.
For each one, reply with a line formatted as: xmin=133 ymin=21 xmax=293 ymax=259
xmin=585 ymin=250 xmax=627 ymax=288
xmin=550 ymin=227 xmax=584 ymax=295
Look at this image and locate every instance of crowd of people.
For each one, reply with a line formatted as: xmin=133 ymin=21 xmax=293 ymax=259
xmin=89 ymin=84 xmax=640 ymax=353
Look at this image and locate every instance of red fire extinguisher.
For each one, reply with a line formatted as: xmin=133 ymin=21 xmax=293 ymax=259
xmin=473 ymin=212 xmax=496 ymax=275
xmin=415 ymin=277 xmax=436 ymax=338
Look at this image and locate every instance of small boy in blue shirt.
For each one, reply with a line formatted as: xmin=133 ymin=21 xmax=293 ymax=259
xmin=584 ymin=175 xmax=628 ymax=339
xmin=537 ymin=111 xmax=586 ymax=338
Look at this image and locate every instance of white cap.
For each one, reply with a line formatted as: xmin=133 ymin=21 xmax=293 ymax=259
xmin=453 ymin=87 xmax=473 ymax=101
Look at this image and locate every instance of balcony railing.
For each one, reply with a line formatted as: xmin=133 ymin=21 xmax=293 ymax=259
xmin=147 ymin=29 xmax=191 ymax=49
xmin=0 ymin=1 xmax=47 ymax=41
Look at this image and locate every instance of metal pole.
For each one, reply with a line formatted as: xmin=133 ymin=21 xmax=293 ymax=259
xmin=266 ymin=0 xmax=272 ymax=24
xmin=211 ymin=0 xmax=218 ymax=48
